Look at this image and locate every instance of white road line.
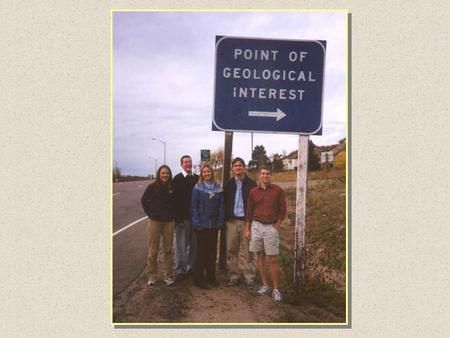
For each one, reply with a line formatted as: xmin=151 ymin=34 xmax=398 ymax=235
xmin=113 ymin=192 xmax=121 ymax=196
xmin=113 ymin=216 xmax=148 ymax=237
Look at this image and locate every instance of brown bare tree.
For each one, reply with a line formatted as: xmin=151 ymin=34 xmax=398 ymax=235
xmin=210 ymin=147 xmax=224 ymax=169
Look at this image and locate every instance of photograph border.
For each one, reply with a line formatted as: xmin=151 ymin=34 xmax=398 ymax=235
xmin=110 ymin=8 xmax=350 ymax=327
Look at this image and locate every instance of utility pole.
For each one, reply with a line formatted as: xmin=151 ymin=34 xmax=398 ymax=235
xmin=152 ymin=138 xmax=167 ymax=164
xmin=148 ymin=157 xmax=158 ymax=178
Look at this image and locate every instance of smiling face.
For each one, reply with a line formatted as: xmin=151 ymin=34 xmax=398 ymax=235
xmin=201 ymin=167 xmax=212 ymax=182
xmin=159 ymin=167 xmax=170 ymax=183
xmin=181 ymin=156 xmax=192 ymax=174
xmin=232 ymin=161 xmax=245 ymax=178
xmin=259 ymin=168 xmax=271 ymax=185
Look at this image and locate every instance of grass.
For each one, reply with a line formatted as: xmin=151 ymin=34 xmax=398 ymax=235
xmin=214 ymin=151 xmax=346 ymax=183
xmin=277 ymin=163 xmax=346 ymax=317
xmin=306 ymin=179 xmax=346 ymax=272
xmin=215 ymin=158 xmax=347 ymax=314
xmin=241 ymin=169 xmax=334 ymax=182
xmin=214 ymin=168 xmax=298 ymax=183
xmin=277 ymin=246 xmax=346 ymax=320
xmin=334 ymin=150 xmax=346 ymax=169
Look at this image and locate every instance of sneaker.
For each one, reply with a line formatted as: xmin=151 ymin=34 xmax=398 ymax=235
xmin=272 ymin=289 xmax=282 ymax=302
xmin=257 ymin=284 xmax=271 ymax=295
xmin=147 ymin=278 xmax=157 ymax=286
xmin=227 ymin=279 xmax=238 ymax=287
xmin=164 ymin=277 xmax=175 ymax=286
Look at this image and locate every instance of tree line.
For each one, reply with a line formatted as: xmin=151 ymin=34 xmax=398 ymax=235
xmin=113 ymin=141 xmax=322 ymax=182
xmin=210 ymin=140 xmax=320 ymax=173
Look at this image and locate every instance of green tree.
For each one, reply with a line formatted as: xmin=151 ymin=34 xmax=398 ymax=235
xmin=249 ymin=145 xmax=270 ymax=170
xmin=271 ymin=153 xmax=284 ymax=172
xmin=308 ymin=140 xmax=321 ymax=171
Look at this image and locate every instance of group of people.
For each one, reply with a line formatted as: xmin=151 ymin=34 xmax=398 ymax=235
xmin=140 ymin=155 xmax=287 ymax=302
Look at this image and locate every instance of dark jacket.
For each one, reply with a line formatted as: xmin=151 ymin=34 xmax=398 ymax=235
xmin=223 ymin=174 xmax=257 ymax=221
xmin=141 ymin=182 xmax=174 ymax=221
xmin=191 ymin=182 xmax=225 ymax=230
xmin=172 ymin=172 xmax=199 ymax=223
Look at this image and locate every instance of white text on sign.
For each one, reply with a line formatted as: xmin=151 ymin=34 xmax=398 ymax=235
xmin=225 ymin=49 xmax=316 ymax=101
xmin=233 ymin=49 xmax=309 ymax=63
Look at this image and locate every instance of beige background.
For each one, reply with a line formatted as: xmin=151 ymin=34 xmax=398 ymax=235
xmin=1 ymin=1 xmax=449 ymax=337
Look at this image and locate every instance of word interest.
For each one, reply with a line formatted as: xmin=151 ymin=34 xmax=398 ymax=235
xmin=233 ymin=87 xmax=304 ymax=100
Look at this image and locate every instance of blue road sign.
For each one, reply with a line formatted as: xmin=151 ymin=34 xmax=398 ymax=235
xmin=213 ymin=36 xmax=326 ymax=134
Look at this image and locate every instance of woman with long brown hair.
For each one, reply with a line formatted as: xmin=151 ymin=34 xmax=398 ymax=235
xmin=141 ymin=164 xmax=175 ymax=286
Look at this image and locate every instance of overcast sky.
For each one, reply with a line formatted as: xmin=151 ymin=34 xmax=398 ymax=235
xmin=113 ymin=11 xmax=347 ymax=176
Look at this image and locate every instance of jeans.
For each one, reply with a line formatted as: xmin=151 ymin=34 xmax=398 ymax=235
xmin=175 ymin=219 xmax=196 ymax=275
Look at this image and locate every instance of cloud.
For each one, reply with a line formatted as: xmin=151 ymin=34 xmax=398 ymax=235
xmin=113 ymin=11 xmax=347 ymax=175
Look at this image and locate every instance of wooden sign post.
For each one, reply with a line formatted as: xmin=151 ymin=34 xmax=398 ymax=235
xmin=294 ymin=135 xmax=309 ymax=285
xmin=219 ymin=131 xmax=233 ymax=269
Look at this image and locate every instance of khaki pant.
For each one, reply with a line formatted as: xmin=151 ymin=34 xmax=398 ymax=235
xmin=226 ymin=218 xmax=256 ymax=284
xmin=146 ymin=219 xmax=175 ymax=279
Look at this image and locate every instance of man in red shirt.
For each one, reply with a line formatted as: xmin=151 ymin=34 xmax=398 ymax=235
xmin=245 ymin=165 xmax=287 ymax=302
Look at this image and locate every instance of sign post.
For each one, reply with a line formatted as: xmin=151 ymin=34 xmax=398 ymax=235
xmin=219 ymin=131 xmax=233 ymax=270
xmin=213 ymin=36 xmax=326 ymax=285
xmin=294 ymin=135 xmax=309 ymax=285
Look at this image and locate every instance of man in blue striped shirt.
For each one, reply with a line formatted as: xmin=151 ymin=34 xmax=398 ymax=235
xmin=223 ymin=157 xmax=257 ymax=287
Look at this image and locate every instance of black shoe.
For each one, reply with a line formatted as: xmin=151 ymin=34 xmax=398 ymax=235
xmin=194 ymin=281 xmax=210 ymax=290
xmin=175 ymin=273 xmax=186 ymax=281
xmin=207 ymin=280 xmax=219 ymax=288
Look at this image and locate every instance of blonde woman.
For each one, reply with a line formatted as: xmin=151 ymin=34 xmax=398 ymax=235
xmin=191 ymin=163 xmax=225 ymax=289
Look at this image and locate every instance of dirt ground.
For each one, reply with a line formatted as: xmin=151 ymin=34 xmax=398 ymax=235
xmin=114 ymin=175 xmax=346 ymax=324
xmin=113 ymin=265 xmax=344 ymax=324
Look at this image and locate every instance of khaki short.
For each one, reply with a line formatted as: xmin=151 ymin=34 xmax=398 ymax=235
xmin=249 ymin=220 xmax=279 ymax=256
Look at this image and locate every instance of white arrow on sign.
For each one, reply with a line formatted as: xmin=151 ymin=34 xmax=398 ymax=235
xmin=248 ymin=108 xmax=286 ymax=121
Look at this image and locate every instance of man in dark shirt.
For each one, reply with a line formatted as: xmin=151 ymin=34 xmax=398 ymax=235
xmin=172 ymin=155 xmax=199 ymax=280
xmin=245 ymin=165 xmax=286 ymax=302
xmin=223 ymin=157 xmax=257 ymax=287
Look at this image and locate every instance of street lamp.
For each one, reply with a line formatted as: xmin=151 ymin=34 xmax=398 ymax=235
xmin=148 ymin=156 xmax=158 ymax=178
xmin=152 ymin=137 xmax=166 ymax=164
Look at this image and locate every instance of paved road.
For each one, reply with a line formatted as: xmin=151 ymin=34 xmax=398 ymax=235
xmin=113 ymin=180 xmax=152 ymax=296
